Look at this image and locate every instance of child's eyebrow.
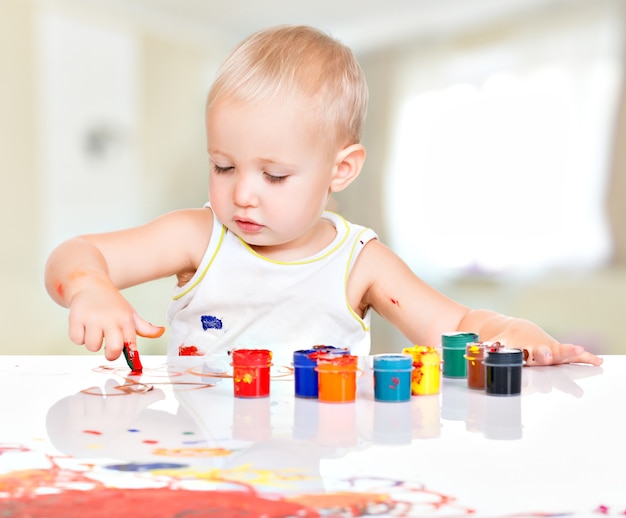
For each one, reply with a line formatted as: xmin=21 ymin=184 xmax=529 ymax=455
xmin=258 ymin=157 xmax=296 ymax=169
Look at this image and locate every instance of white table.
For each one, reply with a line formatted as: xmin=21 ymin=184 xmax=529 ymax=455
xmin=0 ymin=355 xmax=622 ymax=517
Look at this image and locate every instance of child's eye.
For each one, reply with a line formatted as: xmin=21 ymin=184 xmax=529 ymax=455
xmin=265 ymin=172 xmax=287 ymax=184
xmin=212 ymin=164 xmax=234 ymax=174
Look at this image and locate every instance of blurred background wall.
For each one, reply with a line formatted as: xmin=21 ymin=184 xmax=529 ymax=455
xmin=1 ymin=0 xmax=624 ymax=356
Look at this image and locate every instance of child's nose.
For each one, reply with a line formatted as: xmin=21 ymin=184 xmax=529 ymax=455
xmin=232 ymin=173 xmax=258 ymax=207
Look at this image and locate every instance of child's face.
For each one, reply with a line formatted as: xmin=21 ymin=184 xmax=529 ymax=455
xmin=206 ymin=94 xmax=339 ymax=250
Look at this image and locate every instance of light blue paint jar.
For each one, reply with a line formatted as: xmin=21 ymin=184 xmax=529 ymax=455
xmin=372 ymin=354 xmax=413 ymax=402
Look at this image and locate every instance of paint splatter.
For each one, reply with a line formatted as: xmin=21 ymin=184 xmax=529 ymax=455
xmin=388 ymin=377 xmax=400 ymax=390
xmin=201 ymin=315 xmax=223 ymax=330
xmin=0 ymin=487 xmax=319 ymax=518
xmin=105 ymin=462 xmax=188 ymax=472
xmin=178 ymin=345 xmax=203 ymax=356
xmin=390 ymin=298 xmax=401 ymax=307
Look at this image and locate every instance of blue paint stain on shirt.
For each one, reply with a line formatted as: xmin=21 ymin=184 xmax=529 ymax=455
xmin=201 ymin=315 xmax=223 ymax=330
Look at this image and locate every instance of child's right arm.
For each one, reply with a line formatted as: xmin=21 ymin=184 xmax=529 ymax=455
xmin=44 ymin=208 xmax=213 ymax=360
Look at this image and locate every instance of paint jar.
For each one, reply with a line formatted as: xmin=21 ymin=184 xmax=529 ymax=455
xmin=293 ymin=347 xmax=349 ymax=399
xmin=316 ymin=353 xmax=359 ymax=403
xmin=402 ymin=345 xmax=441 ymax=396
xmin=483 ymin=347 xmax=523 ymax=396
xmin=372 ymin=354 xmax=413 ymax=402
xmin=231 ymin=348 xmax=272 ymax=398
xmin=442 ymin=332 xmax=478 ymax=378
xmin=464 ymin=342 xmax=488 ymax=390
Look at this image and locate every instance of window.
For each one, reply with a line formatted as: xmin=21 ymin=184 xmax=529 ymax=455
xmin=386 ymin=5 xmax=624 ymax=282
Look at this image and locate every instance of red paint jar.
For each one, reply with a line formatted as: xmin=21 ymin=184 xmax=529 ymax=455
xmin=231 ymin=349 xmax=272 ymax=398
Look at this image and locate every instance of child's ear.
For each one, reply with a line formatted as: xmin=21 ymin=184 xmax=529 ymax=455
xmin=330 ymin=144 xmax=366 ymax=193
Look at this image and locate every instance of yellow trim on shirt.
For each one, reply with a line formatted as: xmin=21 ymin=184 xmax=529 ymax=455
xmin=172 ymin=224 xmax=227 ymax=300
xmin=345 ymin=227 xmax=372 ymax=332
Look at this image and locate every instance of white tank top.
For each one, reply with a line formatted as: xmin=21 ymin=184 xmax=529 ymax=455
xmin=166 ymin=208 xmax=378 ymax=365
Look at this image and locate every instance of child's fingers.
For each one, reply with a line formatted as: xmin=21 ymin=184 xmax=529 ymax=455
xmin=524 ymin=345 xmax=553 ymax=366
xmin=82 ymin=322 xmax=107 ymax=352
xmin=525 ymin=343 xmax=603 ymax=366
xmin=134 ymin=313 xmax=165 ymax=338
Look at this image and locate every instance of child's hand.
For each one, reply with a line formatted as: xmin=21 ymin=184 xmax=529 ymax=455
xmin=458 ymin=310 xmax=603 ymax=367
xmin=521 ymin=342 xmax=602 ymax=367
xmin=68 ymin=284 xmax=165 ymax=361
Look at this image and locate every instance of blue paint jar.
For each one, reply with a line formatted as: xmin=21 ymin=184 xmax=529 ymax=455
xmin=372 ymin=354 xmax=413 ymax=402
xmin=293 ymin=347 xmax=349 ymax=398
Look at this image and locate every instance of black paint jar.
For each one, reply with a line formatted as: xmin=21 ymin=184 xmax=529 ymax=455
xmin=483 ymin=347 xmax=523 ymax=396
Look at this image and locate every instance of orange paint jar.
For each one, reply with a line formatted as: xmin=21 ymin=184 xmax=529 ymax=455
xmin=402 ymin=345 xmax=441 ymax=396
xmin=316 ymin=353 xmax=358 ymax=403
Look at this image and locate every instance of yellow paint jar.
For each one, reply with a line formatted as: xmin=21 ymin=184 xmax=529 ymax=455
xmin=402 ymin=345 xmax=441 ymax=396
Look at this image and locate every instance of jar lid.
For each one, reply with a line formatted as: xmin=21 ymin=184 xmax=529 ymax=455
xmin=483 ymin=347 xmax=523 ymax=365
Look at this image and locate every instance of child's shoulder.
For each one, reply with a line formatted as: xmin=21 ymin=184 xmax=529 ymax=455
xmin=152 ymin=206 xmax=215 ymax=254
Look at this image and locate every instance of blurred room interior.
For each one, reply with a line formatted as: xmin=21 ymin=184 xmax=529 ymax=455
xmin=1 ymin=0 xmax=624 ymax=355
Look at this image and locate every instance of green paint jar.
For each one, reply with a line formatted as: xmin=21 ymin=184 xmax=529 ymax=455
xmin=442 ymin=332 xmax=478 ymax=378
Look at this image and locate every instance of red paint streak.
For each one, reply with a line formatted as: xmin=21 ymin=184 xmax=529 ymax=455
xmin=55 ymin=282 xmax=64 ymax=298
xmin=82 ymin=430 xmax=102 ymax=436
xmin=3 ymin=487 xmax=319 ymax=517
xmin=142 ymin=440 xmax=158 ymax=445
xmin=390 ymin=298 xmax=401 ymax=307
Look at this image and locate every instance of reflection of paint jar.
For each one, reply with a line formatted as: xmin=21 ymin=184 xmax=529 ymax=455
xmin=410 ymin=394 xmax=441 ymax=439
xmin=484 ymin=347 xmax=523 ymax=396
xmin=373 ymin=401 xmax=412 ymax=445
xmin=464 ymin=342 xmax=487 ymax=390
xmin=484 ymin=393 xmax=522 ymax=439
xmin=372 ymin=354 xmax=413 ymax=402
xmin=293 ymin=397 xmax=319 ymax=440
xmin=293 ymin=347 xmax=349 ymax=399
xmin=231 ymin=348 xmax=272 ymax=398
xmin=402 ymin=345 xmax=441 ymax=396
xmin=317 ymin=399 xmax=357 ymax=446
xmin=232 ymin=397 xmax=272 ymax=441
xmin=442 ymin=332 xmax=478 ymax=378
xmin=316 ymin=353 xmax=358 ymax=403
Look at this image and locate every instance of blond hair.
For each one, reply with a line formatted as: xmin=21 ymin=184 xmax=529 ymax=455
xmin=206 ymin=25 xmax=368 ymax=148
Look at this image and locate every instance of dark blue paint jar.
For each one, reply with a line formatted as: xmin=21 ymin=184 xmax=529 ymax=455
xmin=372 ymin=354 xmax=413 ymax=402
xmin=484 ymin=347 xmax=524 ymax=396
xmin=293 ymin=346 xmax=349 ymax=398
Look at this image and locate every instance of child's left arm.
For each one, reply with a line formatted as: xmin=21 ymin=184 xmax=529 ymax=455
xmin=354 ymin=240 xmax=603 ymax=367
